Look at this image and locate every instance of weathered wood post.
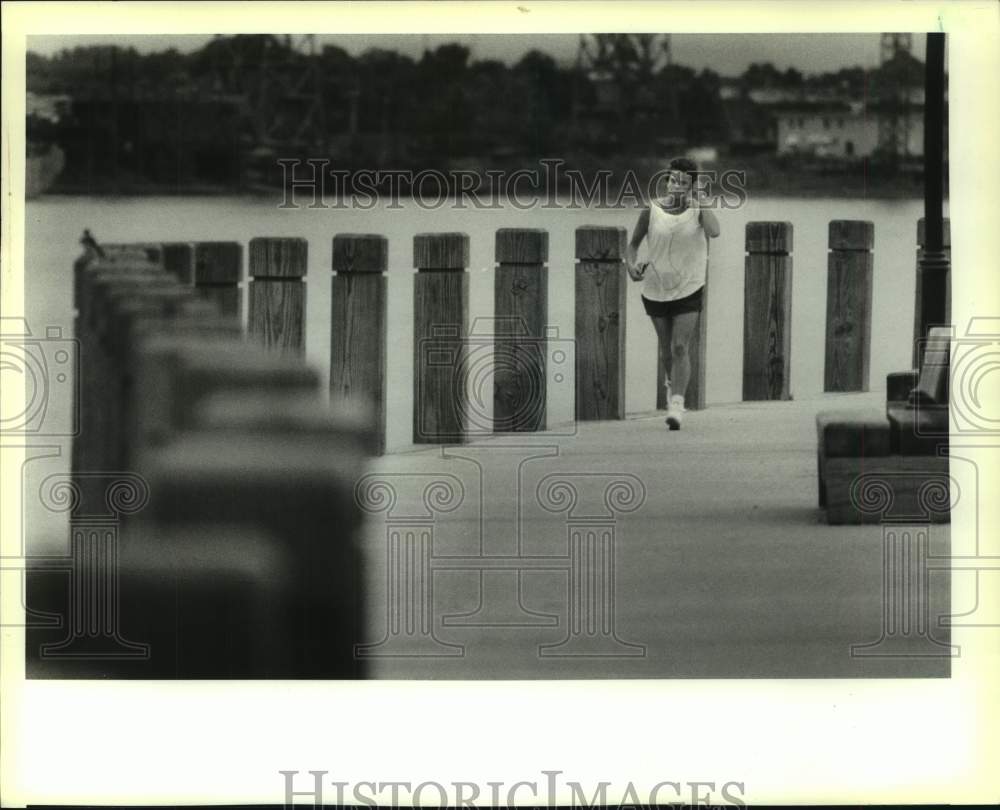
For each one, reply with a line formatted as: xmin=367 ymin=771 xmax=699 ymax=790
xmin=81 ymin=267 xmax=176 ymax=478
xmin=656 ymin=244 xmax=710 ymax=411
xmin=914 ymin=217 xmax=951 ymax=368
xmin=193 ymin=241 xmax=243 ymax=318
xmin=494 ymin=228 xmax=548 ymax=432
xmin=160 ymin=242 xmax=194 ymax=281
xmin=743 ymin=222 xmax=793 ymax=401
xmin=413 ymin=233 xmax=469 ymax=443
xmin=824 ymin=220 xmax=874 ymax=392
xmin=116 ymin=299 xmax=241 ymax=471
xmin=72 ymin=250 xmax=163 ymax=477
xmin=575 ymin=226 xmax=627 ymax=420
xmin=331 ymin=234 xmax=388 ymax=454
xmin=101 ymin=285 xmax=196 ymax=470
xmin=248 ymin=237 xmax=307 ymax=355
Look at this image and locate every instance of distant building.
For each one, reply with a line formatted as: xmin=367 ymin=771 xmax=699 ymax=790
xmin=718 ymin=77 xmax=744 ymax=101
xmin=774 ymin=104 xmax=924 ymax=158
xmin=721 ymin=96 xmax=777 ymax=154
xmin=748 ymin=87 xmax=797 ymax=105
xmin=26 ymin=92 xmax=72 ymax=122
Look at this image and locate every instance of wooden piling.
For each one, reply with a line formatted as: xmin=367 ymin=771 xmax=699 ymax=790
xmin=824 ymin=220 xmax=874 ymax=392
xmin=914 ymin=217 xmax=951 ymax=367
xmin=248 ymin=237 xmax=307 ymax=355
xmin=193 ymin=241 xmax=243 ymax=318
xmin=131 ymin=337 xmax=319 ymax=465
xmin=494 ymin=228 xmax=548 ymax=431
xmin=413 ymin=233 xmax=470 ymax=443
xmin=45 ymin=244 xmax=372 ymax=680
xmin=575 ymin=226 xmax=627 ymax=420
xmin=80 ymin=267 xmax=177 ymax=477
xmin=743 ymin=222 xmax=793 ymax=401
xmin=143 ymin=429 xmax=367 ymax=677
xmin=102 ymin=243 xmax=164 ymax=267
xmin=160 ymin=242 xmax=195 ymax=282
xmin=330 ymin=234 xmax=388 ymax=454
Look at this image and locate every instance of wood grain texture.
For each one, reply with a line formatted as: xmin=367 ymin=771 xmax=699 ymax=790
xmin=494 ymin=263 xmax=548 ymax=431
xmin=249 ymin=237 xmax=307 ymax=279
xmin=828 ymin=220 xmax=874 ymax=251
xmin=331 ymin=273 xmax=387 ymax=453
xmin=743 ymin=253 xmax=792 ymax=401
xmin=824 ymin=228 xmax=873 ymax=392
xmin=414 ymin=233 xmax=469 ymax=270
xmin=248 ymin=279 xmax=305 ymax=355
xmin=575 ymin=226 xmax=626 ymax=261
xmin=413 ymin=270 xmax=469 ymax=443
xmin=496 ymin=228 xmax=548 ymax=264
xmin=332 ymin=234 xmax=387 ymax=274
xmin=575 ymin=260 xmax=626 ymax=420
xmin=745 ymin=222 xmax=792 ymax=254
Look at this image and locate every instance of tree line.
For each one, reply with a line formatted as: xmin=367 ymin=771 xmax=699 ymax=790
xmin=26 ymin=36 xmax=925 ymax=191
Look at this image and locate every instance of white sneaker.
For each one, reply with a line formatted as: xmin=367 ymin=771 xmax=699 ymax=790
xmin=665 ymin=395 xmax=685 ymax=430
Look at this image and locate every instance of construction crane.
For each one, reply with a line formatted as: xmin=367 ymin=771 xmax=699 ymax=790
xmin=573 ymin=34 xmax=673 ymax=150
xmin=576 ymin=34 xmax=672 ymax=108
xmin=200 ymin=34 xmax=352 ymax=187
xmin=877 ymin=33 xmax=914 ymax=164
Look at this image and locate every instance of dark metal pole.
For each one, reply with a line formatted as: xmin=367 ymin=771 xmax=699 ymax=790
xmin=916 ymin=32 xmax=949 ymax=366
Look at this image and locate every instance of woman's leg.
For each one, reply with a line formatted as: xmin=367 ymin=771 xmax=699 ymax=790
xmin=650 ymin=314 xmax=672 ymax=394
xmin=667 ymin=310 xmax=700 ymax=401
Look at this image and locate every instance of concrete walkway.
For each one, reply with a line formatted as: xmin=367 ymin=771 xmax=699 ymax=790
xmin=358 ymin=392 xmax=952 ymax=679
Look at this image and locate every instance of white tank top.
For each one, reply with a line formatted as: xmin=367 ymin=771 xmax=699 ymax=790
xmin=641 ymin=202 xmax=708 ymax=302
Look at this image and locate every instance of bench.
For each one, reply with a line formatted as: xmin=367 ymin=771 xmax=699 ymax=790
xmin=816 ymin=327 xmax=951 ymax=525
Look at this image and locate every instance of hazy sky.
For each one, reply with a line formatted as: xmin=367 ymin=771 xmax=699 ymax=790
xmin=27 ymin=33 xmax=931 ymax=76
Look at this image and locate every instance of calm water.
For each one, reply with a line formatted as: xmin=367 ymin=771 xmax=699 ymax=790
xmin=25 ymin=193 xmax=939 ymax=452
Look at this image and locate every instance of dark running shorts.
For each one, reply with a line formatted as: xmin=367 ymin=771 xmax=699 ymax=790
xmin=641 ymin=286 xmax=704 ymax=317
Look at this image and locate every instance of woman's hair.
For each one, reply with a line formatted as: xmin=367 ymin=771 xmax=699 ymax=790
xmin=668 ymin=157 xmax=699 ymax=187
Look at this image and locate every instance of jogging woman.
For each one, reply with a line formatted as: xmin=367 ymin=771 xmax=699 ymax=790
xmin=626 ymin=157 xmax=720 ymax=429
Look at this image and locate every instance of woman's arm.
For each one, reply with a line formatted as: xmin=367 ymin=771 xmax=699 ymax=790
xmin=626 ymin=206 xmax=650 ymax=280
xmin=699 ymin=207 xmax=720 ymax=239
